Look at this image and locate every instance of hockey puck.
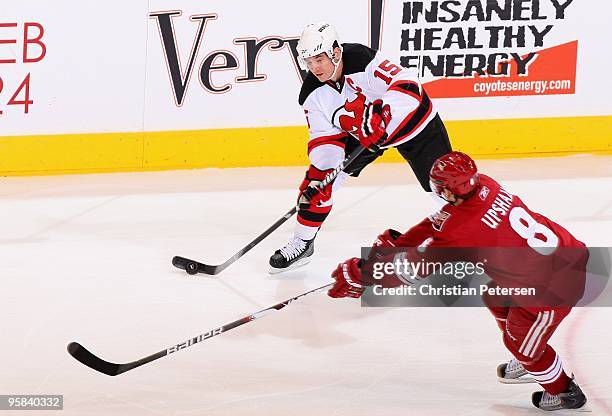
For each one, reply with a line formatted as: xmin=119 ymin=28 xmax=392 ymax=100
xmin=185 ymin=262 xmax=199 ymax=275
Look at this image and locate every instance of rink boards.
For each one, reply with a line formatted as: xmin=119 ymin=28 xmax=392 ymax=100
xmin=1 ymin=0 xmax=611 ymax=175
xmin=1 ymin=115 xmax=611 ymax=176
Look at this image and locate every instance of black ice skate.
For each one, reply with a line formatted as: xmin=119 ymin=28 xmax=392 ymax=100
xmin=269 ymin=237 xmax=314 ymax=274
xmin=497 ymin=358 xmax=535 ymax=384
xmin=532 ymin=379 xmax=588 ymax=411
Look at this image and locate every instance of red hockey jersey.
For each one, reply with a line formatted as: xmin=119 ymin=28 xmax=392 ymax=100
xmin=393 ymin=175 xmax=588 ymax=307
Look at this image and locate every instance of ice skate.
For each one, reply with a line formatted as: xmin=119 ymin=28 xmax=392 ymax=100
xmin=532 ymin=379 xmax=588 ymax=411
xmin=269 ymin=237 xmax=314 ymax=274
xmin=497 ymin=358 xmax=535 ymax=384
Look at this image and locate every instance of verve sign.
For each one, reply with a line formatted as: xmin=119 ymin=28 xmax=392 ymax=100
xmin=149 ymin=11 xmax=306 ymax=106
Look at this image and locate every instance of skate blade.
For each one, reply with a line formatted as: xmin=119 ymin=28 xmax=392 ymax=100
xmin=548 ymin=405 xmax=592 ymax=413
xmin=497 ymin=376 xmax=537 ymax=384
xmin=268 ymin=256 xmax=312 ymax=275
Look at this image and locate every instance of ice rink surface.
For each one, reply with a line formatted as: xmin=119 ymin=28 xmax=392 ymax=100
xmin=2 ymin=155 xmax=612 ymax=415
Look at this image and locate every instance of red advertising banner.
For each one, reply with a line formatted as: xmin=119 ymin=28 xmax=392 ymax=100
xmin=424 ymin=40 xmax=577 ymax=98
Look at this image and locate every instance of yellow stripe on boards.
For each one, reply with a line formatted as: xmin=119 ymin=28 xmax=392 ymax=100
xmin=0 ymin=131 xmax=145 ymax=176
xmin=0 ymin=115 xmax=610 ymax=176
xmin=143 ymin=126 xmax=310 ymax=170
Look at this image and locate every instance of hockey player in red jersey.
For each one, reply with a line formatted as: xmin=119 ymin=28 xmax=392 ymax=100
xmin=328 ymin=152 xmax=589 ymax=411
xmin=269 ymin=22 xmax=452 ymax=273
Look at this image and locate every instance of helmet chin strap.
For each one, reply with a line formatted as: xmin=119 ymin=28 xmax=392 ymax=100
xmin=440 ymin=193 xmax=455 ymax=204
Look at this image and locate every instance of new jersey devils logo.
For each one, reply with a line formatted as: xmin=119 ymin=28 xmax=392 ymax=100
xmin=333 ymin=78 xmax=366 ymax=134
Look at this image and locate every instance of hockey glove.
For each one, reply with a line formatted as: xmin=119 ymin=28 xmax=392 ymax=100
xmin=361 ymin=229 xmax=412 ymax=288
xmin=372 ymin=228 xmax=402 ymax=249
xmin=328 ymin=230 xmax=405 ymax=299
xmin=298 ymin=165 xmax=334 ymax=208
xmin=328 ymin=257 xmax=368 ymax=298
xmin=359 ymin=99 xmax=392 ymax=150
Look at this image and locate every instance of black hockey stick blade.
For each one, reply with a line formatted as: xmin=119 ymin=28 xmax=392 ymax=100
xmin=172 ymin=255 xmax=218 ymax=275
xmin=67 ymin=283 xmax=332 ymax=376
xmin=67 ymin=342 xmax=122 ymax=376
xmin=67 ymin=342 xmax=165 ymax=376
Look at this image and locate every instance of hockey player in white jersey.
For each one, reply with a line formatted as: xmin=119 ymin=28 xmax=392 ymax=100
xmin=269 ymin=22 xmax=453 ymax=273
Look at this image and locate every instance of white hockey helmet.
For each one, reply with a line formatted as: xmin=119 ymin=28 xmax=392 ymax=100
xmin=297 ymin=22 xmax=343 ymax=71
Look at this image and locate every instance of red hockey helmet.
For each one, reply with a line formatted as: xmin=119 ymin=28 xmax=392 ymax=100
xmin=429 ymin=152 xmax=480 ymax=199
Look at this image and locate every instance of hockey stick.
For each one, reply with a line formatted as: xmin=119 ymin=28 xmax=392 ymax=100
xmin=67 ymin=283 xmax=332 ymax=376
xmin=173 ymin=143 xmax=374 ymax=275
xmin=173 ymin=205 xmax=298 ymax=275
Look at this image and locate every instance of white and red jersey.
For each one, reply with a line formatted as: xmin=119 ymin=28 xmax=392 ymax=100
xmin=299 ymin=43 xmax=437 ymax=171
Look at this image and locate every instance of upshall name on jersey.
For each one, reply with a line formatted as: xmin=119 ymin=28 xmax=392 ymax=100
xmin=481 ymin=187 xmax=514 ymax=229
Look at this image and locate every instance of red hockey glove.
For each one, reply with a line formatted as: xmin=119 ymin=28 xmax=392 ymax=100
xmin=298 ymin=165 xmax=334 ymax=208
xmin=328 ymin=257 xmax=368 ymax=298
xmin=328 ymin=230 xmax=407 ymax=299
xmin=372 ymin=229 xmax=402 ymax=249
xmin=361 ymin=229 xmax=409 ymax=288
xmin=359 ymin=99 xmax=392 ymax=150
